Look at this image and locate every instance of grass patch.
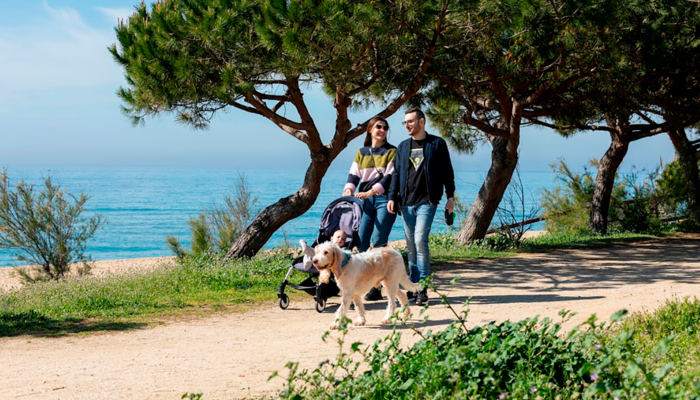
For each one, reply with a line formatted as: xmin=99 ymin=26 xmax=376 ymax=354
xmin=0 ymin=251 xmax=302 ymax=336
xmin=519 ymin=231 xmax=659 ymax=252
xmin=429 ymin=233 xmax=517 ymax=262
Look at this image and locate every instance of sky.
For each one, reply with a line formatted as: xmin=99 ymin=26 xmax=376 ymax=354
xmin=0 ymin=1 xmax=678 ymax=174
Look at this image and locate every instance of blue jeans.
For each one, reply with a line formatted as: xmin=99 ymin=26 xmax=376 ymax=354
xmin=401 ymin=203 xmax=437 ymax=283
xmin=358 ymin=195 xmax=397 ymax=252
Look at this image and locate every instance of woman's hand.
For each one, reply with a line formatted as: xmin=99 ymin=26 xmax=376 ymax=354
xmin=343 ymin=188 xmax=353 ymax=197
xmin=355 ymin=190 xmax=376 ymax=200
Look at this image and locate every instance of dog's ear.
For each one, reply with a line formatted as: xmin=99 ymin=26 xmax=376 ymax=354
xmin=330 ymin=243 xmax=343 ymax=269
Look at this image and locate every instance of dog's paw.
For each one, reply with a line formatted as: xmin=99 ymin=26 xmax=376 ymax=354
xmin=402 ymin=308 xmax=411 ymax=319
xmin=381 ymin=319 xmax=392 ymax=325
xmin=353 ymin=318 xmax=366 ymax=326
xmin=330 ymin=322 xmax=340 ymax=330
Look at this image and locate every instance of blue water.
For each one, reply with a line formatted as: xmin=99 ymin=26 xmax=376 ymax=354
xmin=0 ymin=166 xmax=556 ymax=267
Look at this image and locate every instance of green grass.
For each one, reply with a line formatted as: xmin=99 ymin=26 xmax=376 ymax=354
xmin=0 ymin=251 xmax=300 ymax=336
xmin=427 ymin=230 xmax=658 ymax=260
xmin=520 ymin=231 xmax=659 ymax=252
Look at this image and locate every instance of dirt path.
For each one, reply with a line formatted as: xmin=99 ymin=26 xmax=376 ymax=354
xmin=1 ymin=238 xmax=699 ymax=399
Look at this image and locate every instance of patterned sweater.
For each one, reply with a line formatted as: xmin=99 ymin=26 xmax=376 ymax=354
xmin=344 ymin=143 xmax=397 ymax=195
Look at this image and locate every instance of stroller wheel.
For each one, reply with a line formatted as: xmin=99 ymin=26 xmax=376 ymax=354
xmin=279 ymin=294 xmax=290 ymax=310
xmin=315 ymin=298 xmax=326 ymax=313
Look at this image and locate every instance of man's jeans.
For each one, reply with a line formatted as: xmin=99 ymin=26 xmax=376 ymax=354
xmin=358 ymin=195 xmax=397 ymax=252
xmin=401 ymin=202 xmax=437 ymax=283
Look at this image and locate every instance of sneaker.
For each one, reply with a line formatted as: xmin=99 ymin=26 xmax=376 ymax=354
xmin=364 ymin=286 xmax=383 ymax=301
xmin=415 ymin=289 xmax=428 ymax=306
xmin=407 ymin=290 xmax=416 ymax=301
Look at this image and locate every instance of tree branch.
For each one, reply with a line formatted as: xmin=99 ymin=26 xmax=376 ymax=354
xmin=462 ymin=112 xmax=509 ymax=138
xmin=243 ymin=92 xmax=311 ymax=143
xmin=529 ymin=118 xmax=616 ymax=133
xmin=347 ymin=41 xmax=380 ymax=97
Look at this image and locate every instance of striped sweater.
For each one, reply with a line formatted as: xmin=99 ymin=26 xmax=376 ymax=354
xmin=344 ymin=143 xmax=397 ymax=195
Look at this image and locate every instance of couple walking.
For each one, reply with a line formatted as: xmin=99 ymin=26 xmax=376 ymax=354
xmin=343 ymin=108 xmax=456 ymax=306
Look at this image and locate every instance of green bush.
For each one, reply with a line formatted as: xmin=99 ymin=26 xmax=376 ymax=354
xmin=167 ymin=172 xmax=258 ymax=257
xmin=542 ymin=159 xmax=631 ymax=235
xmin=0 ymin=170 xmax=104 ymax=282
xmin=273 ymin=297 xmax=700 ymax=400
xmin=541 ymin=159 xmax=688 ymax=236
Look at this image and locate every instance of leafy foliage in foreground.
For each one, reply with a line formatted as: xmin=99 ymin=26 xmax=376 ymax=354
xmin=273 ymin=296 xmax=700 ymax=400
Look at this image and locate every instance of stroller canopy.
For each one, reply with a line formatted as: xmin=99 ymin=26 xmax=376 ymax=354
xmin=319 ymin=196 xmax=363 ymax=248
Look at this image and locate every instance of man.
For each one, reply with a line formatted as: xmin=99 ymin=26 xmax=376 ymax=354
xmin=387 ymin=108 xmax=455 ymax=306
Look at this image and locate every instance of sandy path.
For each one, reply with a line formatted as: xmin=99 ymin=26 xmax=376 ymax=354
xmin=1 ymin=237 xmax=699 ymax=399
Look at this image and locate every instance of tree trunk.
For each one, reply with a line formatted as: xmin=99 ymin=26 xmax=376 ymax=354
xmin=667 ymin=128 xmax=700 ymax=224
xmin=223 ymin=155 xmax=332 ymax=259
xmin=458 ymin=134 xmax=520 ymax=243
xmin=589 ymin=134 xmax=629 ymax=234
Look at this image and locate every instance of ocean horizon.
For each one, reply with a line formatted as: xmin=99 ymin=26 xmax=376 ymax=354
xmin=0 ymin=165 xmax=555 ymax=267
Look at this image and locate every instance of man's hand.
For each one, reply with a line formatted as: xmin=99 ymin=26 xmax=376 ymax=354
xmin=387 ymin=200 xmax=396 ymax=214
xmin=342 ymin=188 xmax=353 ymax=197
xmin=445 ymin=198 xmax=455 ymax=214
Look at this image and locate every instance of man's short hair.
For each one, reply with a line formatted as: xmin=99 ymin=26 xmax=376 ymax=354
xmin=405 ymin=107 xmax=425 ymax=121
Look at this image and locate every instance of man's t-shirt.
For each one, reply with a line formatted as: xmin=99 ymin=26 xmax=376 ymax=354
xmin=405 ymin=138 xmax=430 ymax=206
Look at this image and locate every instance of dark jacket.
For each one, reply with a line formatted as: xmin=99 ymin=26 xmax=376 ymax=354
xmin=388 ymin=133 xmax=455 ymax=207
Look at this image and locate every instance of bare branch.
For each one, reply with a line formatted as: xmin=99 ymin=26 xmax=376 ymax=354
xmin=243 ymin=92 xmax=311 ymax=143
xmin=529 ymin=117 xmax=616 ymax=133
xmin=462 ymin=113 xmax=509 ymax=138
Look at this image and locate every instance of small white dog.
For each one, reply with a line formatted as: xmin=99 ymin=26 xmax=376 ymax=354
xmin=312 ymin=241 xmax=420 ymax=329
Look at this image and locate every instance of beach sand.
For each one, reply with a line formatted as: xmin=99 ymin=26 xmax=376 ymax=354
xmin=0 ymin=256 xmax=176 ymax=291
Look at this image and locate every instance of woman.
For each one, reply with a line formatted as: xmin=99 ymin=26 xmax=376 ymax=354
xmin=343 ymin=116 xmax=397 ymax=301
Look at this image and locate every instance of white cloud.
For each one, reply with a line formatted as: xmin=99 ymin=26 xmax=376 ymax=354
xmin=96 ymin=7 xmax=135 ymax=23
xmin=0 ymin=2 xmax=125 ymax=104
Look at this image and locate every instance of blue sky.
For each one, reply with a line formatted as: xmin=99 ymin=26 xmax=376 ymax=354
xmin=0 ymin=1 xmax=677 ymax=173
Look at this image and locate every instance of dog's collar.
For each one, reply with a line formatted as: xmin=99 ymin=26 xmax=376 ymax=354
xmin=340 ymin=252 xmax=351 ymax=268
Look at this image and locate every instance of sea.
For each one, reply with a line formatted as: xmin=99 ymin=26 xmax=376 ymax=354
xmin=0 ymin=166 xmax=557 ymax=267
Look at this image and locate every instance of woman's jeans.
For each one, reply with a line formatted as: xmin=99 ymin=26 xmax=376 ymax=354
xmin=358 ymin=195 xmax=397 ymax=252
xmin=400 ymin=202 xmax=437 ymax=283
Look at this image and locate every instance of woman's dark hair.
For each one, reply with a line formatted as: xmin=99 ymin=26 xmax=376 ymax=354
xmin=363 ymin=116 xmax=390 ymax=147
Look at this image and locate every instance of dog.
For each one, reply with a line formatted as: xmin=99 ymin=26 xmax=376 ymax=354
xmin=311 ymin=241 xmax=420 ymax=329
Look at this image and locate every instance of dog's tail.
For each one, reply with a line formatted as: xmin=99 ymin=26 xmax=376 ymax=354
xmin=399 ymin=273 xmax=421 ymax=293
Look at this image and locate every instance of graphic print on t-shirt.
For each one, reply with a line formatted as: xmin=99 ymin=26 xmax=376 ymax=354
xmin=410 ymin=148 xmax=424 ymax=171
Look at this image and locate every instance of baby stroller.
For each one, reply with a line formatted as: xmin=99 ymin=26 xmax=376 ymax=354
xmin=277 ymin=196 xmax=363 ymax=312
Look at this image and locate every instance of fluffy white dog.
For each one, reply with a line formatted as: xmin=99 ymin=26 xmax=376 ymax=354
xmin=312 ymin=241 xmax=420 ymax=329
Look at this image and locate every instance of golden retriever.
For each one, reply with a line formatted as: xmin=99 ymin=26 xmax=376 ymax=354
xmin=312 ymin=242 xmax=419 ymax=329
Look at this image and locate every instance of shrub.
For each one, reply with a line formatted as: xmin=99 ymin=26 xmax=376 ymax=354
xmin=167 ymin=172 xmax=258 ymax=257
xmin=541 ymin=159 xmax=599 ymax=235
xmin=0 ymin=170 xmax=104 ymax=282
xmin=273 ymin=296 xmax=700 ymax=400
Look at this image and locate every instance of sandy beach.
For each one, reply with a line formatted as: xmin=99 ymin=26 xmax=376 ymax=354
xmin=0 ymin=256 xmax=176 ymax=291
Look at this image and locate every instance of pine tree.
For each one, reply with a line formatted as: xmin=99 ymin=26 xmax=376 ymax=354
xmin=110 ymin=0 xmax=455 ymax=258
